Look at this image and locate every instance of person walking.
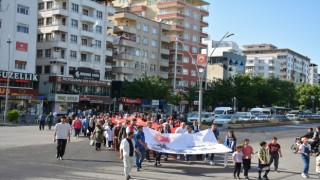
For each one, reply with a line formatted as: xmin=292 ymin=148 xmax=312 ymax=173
xmin=134 ymin=126 xmax=148 ymax=171
xmin=268 ymin=137 xmax=282 ymax=172
xmin=184 ymin=125 xmax=193 ymax=164
xmin=242 ymin=139 xmax=254 ymax=180
xmin=113 ymin=122 xmax=122 ymax=151
xmin=39 ymin=113 xmax=46 ymax=131
xmin=92 ymin=124 xmax=104 ymax=151
xmin=120 ymin=132 xmax=142 ymax=180
xmin=53 ymin=117 xmax=71 ymax=160
xmin=224 ymin=130 xmax=237 ymax=168
xmin=316 ymin=152 xmax=320 ymax=178
xmin=163 ymin=123 xmax=171 ymax=161
xmin=175 ymin=122 xmax=187 ymax=160
xmin=257 ymin=141 xmax=270 ymax=180
xmin=87 ymin=117 xmax=95 ymax=138
xmin=154 ymin=125 xmax=164 ymax=166
xmin=119 ymin=120 xmax=130 ymax=144
xmin=232 ymin=145 xmax=244 ymax=179
xmin=299 ymin=137 xmax=311 ymax=178
xmin=46 ymin=112 xmax=53 ymax=130
xmin=205 ymin=123 xmax=220 ymax=165
xmin=104 ymin=120 xmax=114 ymax=149
xmin=72 ymin=117 xmax=82 ymax=139
xmin=81 ymin=116 xmax=90 ymax=137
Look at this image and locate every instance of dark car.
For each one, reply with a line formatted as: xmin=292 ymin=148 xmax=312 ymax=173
xmin=271 ymin=115 xmax=289 ymax=121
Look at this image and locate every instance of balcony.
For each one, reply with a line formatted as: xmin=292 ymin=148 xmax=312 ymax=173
xmin=130 ymin=5 xmax=147 ymax=13
xmin=106 ymin=6 xmax=116 ymax=16
xmin=160 ymin=59 xmax=169 ymax=67
xmin=106 ymin=20 xmax=114 ymax=28
xmin=114 ymin=53 xmax=137 ymax=61
xmin=114 ymin=25 xmax=137 ymax=34
xmin=157 ymin=0 xmax=186 ymax=8
xmin=80 ymin=44 xmax=95 ymax=53
xmin=199 ymin=43 xmax=207 ymax=48
xmin=114 ymin=12 xmax=137 ymax=21
xmin=82 ymin=13 xmax=96 ymax=23
xmin=105 ymin=48 xmax=113 ymax=57
xmin=106 ymin=35 xmax=113 ymax=43
xmin=112 ymin=66 xmax=136 ymax=74
xmin=119 ymin=39 xmax=136 ymax=47
xmin=161 ymin=35 xmax=170 ymax=43
xmin=160 ymin=71 xmax=169 ymax=79
xmin=200 ymin=32 xmax=209 ymax=37
xmin=171 ymin=24 xmax=185 ymax=31
xmin=82 ymin=0 xmax=99 ymax=9
xmin=200 ymin=20 xmax=209 ymax=27
xmin=105 ymin=62 xmax=112 ymax=69
xmin=51 ymin=5 xmax=68 ymax=16
xmin=81 ymin=28 xmax=95 ymax=38
xmin=37 ymin=39 xmax=68 ymax=49
xmin=157 ymin=12 xmax=186 ymax=20
xmin=161 ymin=48 xmax=170 ymax=55
xmin=39 ymin=21 xmax=68 ymax=32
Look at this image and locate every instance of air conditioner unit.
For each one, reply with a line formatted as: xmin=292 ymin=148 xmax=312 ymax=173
xmin=54 ymin=47 xmax=61 ymax=51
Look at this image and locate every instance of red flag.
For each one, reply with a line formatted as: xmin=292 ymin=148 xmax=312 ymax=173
xmin=197 ymin=54 xmax=206 ymax=66
xmin=16 ymin=42 xmax=28 ymax=52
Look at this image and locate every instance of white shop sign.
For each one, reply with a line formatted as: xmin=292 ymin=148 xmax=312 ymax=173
xmin=55 ymin=94 xmax=79 ymax=102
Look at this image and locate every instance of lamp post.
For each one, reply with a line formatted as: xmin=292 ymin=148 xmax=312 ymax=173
xmin=311 ymin=95 xmax=315 ymax=114
xmin=4 ymin=35 xmax=12 ymax=122
xmin=198 ymin=32 xmax=234 ymax=124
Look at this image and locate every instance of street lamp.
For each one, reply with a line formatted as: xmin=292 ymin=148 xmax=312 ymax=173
xmin=311 ymin=95 xmax=315 ymax=114
xmin=198 ymin=32 xmax=234 ymax=124
xmin=4 ymin=35 xmax=12 ymax=122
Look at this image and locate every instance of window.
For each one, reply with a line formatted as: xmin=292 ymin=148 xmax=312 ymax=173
xmin=0 ymin=19 xmax=2 ymax=29
xmin=135 ymin=49 xmax=140 ymax=56
xmin=96 ymin=11 xmax=103 ymax=19
xmin=143 ymin=24 xmax=148 ymax=32
xmin=185 ymin=9 xmax=191 ymax=16
xmin=184 ymin=21 xmax=190 ymax=28
xmin=17 ymin=23 xmax=29 ymax=33
xmin=72 ymin=3 xmax=79 ymax=13
xmin=151 ymin=40 xmax=157 ymax=47
xmin=83 ymin=9 xmax=89 ymax=16
xmin=193 ymin=24 xmax=198 ymax=31
xmin=193 ymin=13 xmax=199 ymax=19
xmin=152 ymin=27 xmax=157 ymax=34
xmin=44 ymin=66 xmax=50 ymax=74
xmin=135 ymin=62 xmax=139 ymax=69
xmin=192 ymin=47 xmax=197 ymax=53
xmin=96 ymin=25 xmax=102 ymax=33
xmin=45 ymin=49 xmax=51 ymax=57
xmin=183 ymin=33 xmax=189 ymax=40
xmin=94 ymin=55 xmax=100 ymax=62
xmin=137 ymin=22 xmax=141 ymax=30
xmin=95 ymin=40 xmax=101 ymax=48
xmin=71 ymin=19 xmax=78 ymax=28
xmin=17 ymin=5 xmax=29 ymax=15
xmin=82 ymin=24 xmax=89 ymax=31
xmin=37 ymin=34 xmax=44 ymax=42
xmin=81 ymin=38 xmax=88 ymax=46
xmin=37 ymin=50 xmax=43 ymax=58
xmin=151 ymin=52 xmax=156 ymax=59
xmin=81 ymin=53 xmax=87 ymax=62
xmin=46 ymin=17 xmax=52 ymax=25
xmin=38 ymin=3 xmax=44 ymax=10
xmin=70 ymin=51 xmax=77 ymax=59
xmin=192 ymin=35 xmax=197 ymax=42
xmin=70 ymin=35 xmax=77 ymax=43
xmin=183 ymin=69 xmax=188 ymax=75
xmin=15 ymin=60 xmax=26 ymax=70
xmin=45 ymin=33 xmax=52 ymax=41
xmin=36 ymin=66 xmax=42 ymax=74
xmin=38 ymin=18 xmax=44 ymax=26
xmin=46 ymin=1 xmax=53 ymax=9
xmin=183 ymin=57 xmax=189 ymax=63
xmin=136 ymin=36 xmax=140 ymax=43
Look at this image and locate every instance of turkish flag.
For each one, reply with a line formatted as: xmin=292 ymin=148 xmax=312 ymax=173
xmin=197 ymin=54 xmax=206 ymax=66
xmin=16 ymin=41 xmax=28 ymax=52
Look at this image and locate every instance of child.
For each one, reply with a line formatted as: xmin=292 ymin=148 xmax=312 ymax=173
xmin=242 ymin=139 xmax=254 ymax=180
xmin=299 ymin=137 xmax=310 ymax=178
xmin=258 ymin=141 xmax=270 ymax=180
xmin=316 ymin=153 xmax=320 ymax=178
xmin=232 ymin=145 xmax=244 ymax=179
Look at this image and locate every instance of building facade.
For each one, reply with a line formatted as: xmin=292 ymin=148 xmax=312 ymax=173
xmin=113 ymin=0 xmax=209 ymax=90
xmin=243 ymin=44 xmax=311 ymax=84
xmin=0 ymin=0 xmax=40 ymax=115
xmin=36 ymin=0 xmax=115 ymax=114
xmin=309 ymin=63 xmax=318 ymax=85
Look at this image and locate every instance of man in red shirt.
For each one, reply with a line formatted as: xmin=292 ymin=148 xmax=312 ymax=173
xmin=268 ymin=137 xmax=282 ymax=172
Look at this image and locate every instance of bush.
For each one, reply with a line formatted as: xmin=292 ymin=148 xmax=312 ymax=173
xmin=7 ymin=110 xmax=19 ymax=123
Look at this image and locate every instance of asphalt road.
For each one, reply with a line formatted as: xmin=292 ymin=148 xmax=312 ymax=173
xmin=1 ymin=124 xmax=320 ymax=180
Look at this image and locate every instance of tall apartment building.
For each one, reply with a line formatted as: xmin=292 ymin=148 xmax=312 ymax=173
xmin=243 ymin=44 xmax=311 ymax=84
xmin=0 ymin=0 xmax=40 ymax=115
xmin=113 ymin=0 xmax=209 ymax=90
xmin=36 ymin=0 xmax=115 ymax=114
xmin=309 ymin=63 xmax=318 ymax=85
xmin=202 ymin=40 xmax=246 ymax=81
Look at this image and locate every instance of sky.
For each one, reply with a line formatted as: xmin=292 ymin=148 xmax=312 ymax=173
xmin=206 ymin=0 xmax=320 ymax=64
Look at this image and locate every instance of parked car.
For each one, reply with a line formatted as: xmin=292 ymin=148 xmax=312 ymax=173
xmin=255 ymin=115 xmax=271 ymax=121
xmin=187 ymin=112 xmax=214 ymax=124
xmin=285 ymin=114 xmax=298 ymax=120
xmin=270 ymin=115 xmax=289 ymax=121
xmin=309 ymin=115 xmax=320 ymax=120
xmin=213 ymin=115 xmax=233 ymax=126
xmin=238 ymin=115 xmax=256 ymax=121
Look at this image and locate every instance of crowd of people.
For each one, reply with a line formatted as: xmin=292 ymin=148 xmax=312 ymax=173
xmin=51 ymin=111 xmax=320 ymax=180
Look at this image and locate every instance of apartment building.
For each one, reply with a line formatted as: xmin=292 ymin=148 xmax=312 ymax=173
xmin=202 ymin=40 xmax=245 ymax=81
xmin=243 ymin=44 xmax=311 ymax=84
xmin=0 ymin=0 xmax=40 ymax=115
xmin=113 ymin=0 xmax=209 ymax=90
xmin=309 ymin=63 xmax=318 ymax=85
xmin=36 ymin=0 xmax=115 ymax=114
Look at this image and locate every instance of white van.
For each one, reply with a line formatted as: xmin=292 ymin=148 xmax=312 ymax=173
xmin=213 ymin=107 xmax=234 ymax=118
xmin=249 ymin=108 xmax=271 ymax=115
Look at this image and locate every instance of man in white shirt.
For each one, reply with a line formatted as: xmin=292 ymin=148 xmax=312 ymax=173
xmin=54 ymin=117 xmax=71 ymax=160
xmin=120 ymin=132 xmax=142 ymax=180
xmin=126 ymin=118 xmax=138 ymax=134
xmin=175 ymin=122 xmax=187 ymax=160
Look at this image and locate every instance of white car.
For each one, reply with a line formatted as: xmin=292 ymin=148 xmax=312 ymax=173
xmin=187 ymin=112 xmax=214 ymax=124
xmin=238 ymin=115 xmax=256 ymax=121
xmin=285 ymin=114 xmax=298 ymax=120
xmin=213 ymin=115 xmax=233 ymax=125
xmin=255 ymin=115 xmax=271 ymax=121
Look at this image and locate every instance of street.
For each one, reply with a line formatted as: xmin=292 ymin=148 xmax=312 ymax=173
xmin=0 ymin=124 xmax=320 ymax=180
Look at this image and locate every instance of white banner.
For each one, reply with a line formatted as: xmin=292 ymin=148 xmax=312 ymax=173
xmin=143 ymin=127 xmax=231 ymax=154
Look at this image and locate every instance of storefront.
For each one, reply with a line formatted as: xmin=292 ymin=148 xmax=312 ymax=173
xmin=47 ymin=94 xmax=79 ymax=115
xmin=0 ymin=70 xmax=39 ymax=115
xmin=119 ymin=98 xmax=142 ymax=113
xmin=79 ymin=95 xmax=113 ymax=112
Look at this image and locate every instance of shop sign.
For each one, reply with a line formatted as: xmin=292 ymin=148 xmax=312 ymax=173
xmin=152 ymin=100 xmax=160 ymax=106
xmin=55 ymin=94 xmax=79 ymax=102
xmin=50 ymin=76 xmax=107 ymax=86
xmin=73 ymin=67 xmax=100 ymax=80
xmin=79 ymin=95 xmax=112 ymax=103
xmin=0 ymin=70 xmax=39 ymax=81
xmin=120 ymin=98 xmax=142 ymax=104
xmin=0 ymin=88 xmax=38 ymax=96
xmin=16 ymin=41 xmax=28 ymax=52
